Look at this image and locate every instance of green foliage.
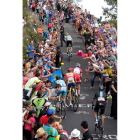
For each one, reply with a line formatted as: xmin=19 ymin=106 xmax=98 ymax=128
xmin=23 ymin=9 xmax=42 ymax=59
xmin=102 ymin=0 xmax=117 ymax=20
xmin=23 ymin=0 xmax=27 ymax=8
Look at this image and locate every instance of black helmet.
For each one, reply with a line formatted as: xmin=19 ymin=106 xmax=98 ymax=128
xmin=56 ymin=75 xmax=61 ymax=80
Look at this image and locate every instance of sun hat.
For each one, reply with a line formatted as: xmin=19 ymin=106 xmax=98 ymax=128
xmin=44 ymin=102 xmax=52 ymax=107
xmin=35 ymin=128 xmax=47 ymax=138
xmin=46 ymin=127 xmax=58 ymax=137
xmin=69 ymin=129 xmax=80 ymax=139
xmin=47 ymin=109 xmax=55 ymax=116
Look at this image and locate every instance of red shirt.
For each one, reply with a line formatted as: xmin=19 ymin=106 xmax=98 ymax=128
xmin=32 ymin=3 xmax=35 ymax=8
xmin=35 ymin=84 xmax=43 ymax=92
xmin=23 ymin=77 xmax=29 ymax=85
xmin=39 ymin=115 xmax=50 ymax=125
xmin=48 ymin=23 xmax=53 ymax=28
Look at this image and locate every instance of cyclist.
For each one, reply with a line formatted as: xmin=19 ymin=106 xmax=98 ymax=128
xmin=64 ymin=33 xmax=73 ymax=56
xmin=91 ymin=85 xmax=108 ymax=130
xmin=73 ymin=63 xmax=82 ymax=96
xmin=54 ymin=75 xmax=67 ymax=108
xmin=64 ymin=68 xmax=76 ymax=107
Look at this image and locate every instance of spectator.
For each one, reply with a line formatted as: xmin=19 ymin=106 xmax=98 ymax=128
xmin=81 ymin=121 xmax=93 ymax=140
xmin=69 ymin=129 xmax=80 ymax=140
xmin=26 ymin=40 xmax=35 ymax=60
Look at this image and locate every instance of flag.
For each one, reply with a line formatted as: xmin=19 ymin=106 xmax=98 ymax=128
xmin=50 ymin=69 xmax=63 ymax=82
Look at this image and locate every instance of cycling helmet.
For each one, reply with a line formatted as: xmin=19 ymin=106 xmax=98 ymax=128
xmin=99 ymin=84 xmax=104 ymax=91
xmin=67 ymin=68 xmax=73 ymax=72
xmin=65 ymin=33 xmax=68 ymax=36
xmin=75 ymin=63 xmax=80 ymax=67
xmin=56 ymin=75 xmax=61 ymax=80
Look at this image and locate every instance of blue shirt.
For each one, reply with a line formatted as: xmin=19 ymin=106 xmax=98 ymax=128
xmin=71 ymin=15 xmax=75 ymax=20
xmin=45 ymin=9 xmax=49 ymax=15
xmin=43 ymin=31 xmax=49 ymax=40
xmin=49 ymin=11 xmax=52 ymax=18
xmin=38 ymin=60 xmax=43 ymax=64
xmin=44 ymin=63 xmax=52 ymax=71
xmin=27 ymin=45 xmax=34 ymax=56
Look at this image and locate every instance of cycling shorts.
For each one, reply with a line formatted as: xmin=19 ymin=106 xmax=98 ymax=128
xmin=75 ymin=74 xmax=81 ymax=83
xmin=94 ymin=101 xmax=106 ymax=115
xmin=57 ymin=89 xmax=67 ymax=96
xmin=67 ymin=82 xmax=75 ymax=91
xmin=66 ymin=41 xmax=72 ymax=47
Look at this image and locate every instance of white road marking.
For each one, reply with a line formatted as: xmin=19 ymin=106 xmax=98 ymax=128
xmin=74 ymin=111 xmax=89 ymax=114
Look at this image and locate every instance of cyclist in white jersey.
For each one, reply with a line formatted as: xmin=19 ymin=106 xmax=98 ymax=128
xmin=64 ymin=33 xmax=73 ymax=56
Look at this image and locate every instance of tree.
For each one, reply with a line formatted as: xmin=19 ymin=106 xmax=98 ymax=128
xmin=102 ymin=0 xmax=117 ymax=20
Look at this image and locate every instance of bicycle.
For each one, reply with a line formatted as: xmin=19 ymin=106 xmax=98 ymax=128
xmin=66 ymin=85 xmax=79 ymax=112
xmin=92 ymin=104 xmax=104 ymax=139
xmin=54 ymin=93 xmax=66 ymax=119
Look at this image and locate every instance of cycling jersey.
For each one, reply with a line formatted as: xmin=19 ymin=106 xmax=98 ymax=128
xmin=93 ymin=91 xmax=107 ymax=102
xmin=65 ymin=72 xmax=75 ymax=84
xmin=93 ymin=91 xmax=107 ymax=114
xmin=73 ymin=67 xmax=82 ymax=83
xmin=65 ymin=35 xmax=72 ymax=41
xmin=73 ymin=67 xmax=82 ymax=75
xmin=54 ymin=80 xmax=67 ymax=91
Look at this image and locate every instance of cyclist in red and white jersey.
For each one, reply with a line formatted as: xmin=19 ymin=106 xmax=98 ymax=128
xmin=73 ymin=63 xmax=82 ymax=96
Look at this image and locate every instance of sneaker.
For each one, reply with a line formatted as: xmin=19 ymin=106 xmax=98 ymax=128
xmin=69 ymin=102 xmax=73 ymax=107
xmin=84 ymin=78 xmax=88 ymax=82
xmin=71 ymin=53 xmax=72 ymax=56
xmin=100 ymin=126 xmax=104 ymax=131
xmin=67 ymin=52 xmax=68 ymax=56
xmin=107 ymin=95 xmax=112 ymax=99
xmin=89 ymin=87 xmax=93 ymax=90
xmin=78 ymin=93 xmax=80 ymax=96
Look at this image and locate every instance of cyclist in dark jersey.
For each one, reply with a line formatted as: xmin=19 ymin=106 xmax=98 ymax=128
xmin=92 ymin=85 xmax=108 ymax=130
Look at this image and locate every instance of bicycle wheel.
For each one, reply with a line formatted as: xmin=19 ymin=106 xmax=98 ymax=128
xmin=66 ymin=91 xmax=70 ymax=106
xmin=61 ymin=100 xmax=66 ymax=119
xmin=98 ymin=119 xmax=103 ymax=139
xmin=73 ymin=95 xmax=79 ymax=112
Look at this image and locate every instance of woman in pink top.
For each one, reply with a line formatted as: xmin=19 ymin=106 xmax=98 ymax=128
xmin=24 ymin=110 xmax=37 ymax=140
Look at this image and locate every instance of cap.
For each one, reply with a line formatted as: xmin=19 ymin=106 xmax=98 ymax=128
xmin=112 ymin=71 xmax=117 ymax=74
xmin=47 ymin=109 xmax=55 ymax=116
xmin=44 ymin=102 xmax=52 ymax=107
xmin=24 ymin=100 xmax=31 ymax=108
xmin=29 ymin=110 xmax=37 ymax=114
xmin=36 ymin=80 xmax=41 ymax=84
xmin=104 ymin=44 xmax=108 ymax=47
xmin=110 ymin=59 xmax=114 ymax=62
xmin=41 ymin=85 xmax=46 ymax=89
xmin=59 ymin=134 xmax=67 ymax=140
xmin=108 ymin=49 xmax=111 ymax=52
xmin=46 ymin=39 xmax=50 ymax=42
xmin=47 ymin=61 xmax=52 ymax=63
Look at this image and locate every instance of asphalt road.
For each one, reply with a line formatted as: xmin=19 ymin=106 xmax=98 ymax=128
xmin=54 ymin=23 xmax=117 ymax=140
